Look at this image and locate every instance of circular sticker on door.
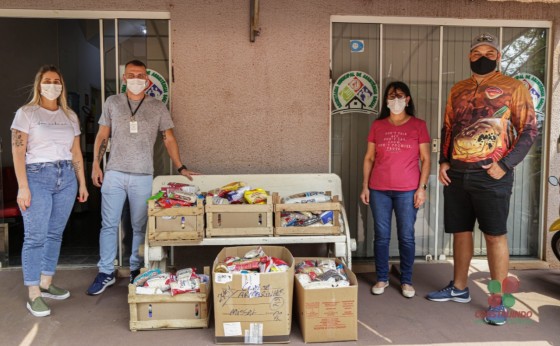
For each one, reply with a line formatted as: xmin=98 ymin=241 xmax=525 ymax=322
xmin=121 ymin=69 xmax=169 ymax=105
xmin=514 ymin=73 xmax=545 ymax=113
xmin=332 ymin=71 xmax=378 ymax=114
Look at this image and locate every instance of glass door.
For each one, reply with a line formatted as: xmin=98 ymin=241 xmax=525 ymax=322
xmin=102 ymin=18 xmax=170 ymax=267
xmin=331 ymin=20 xmax=549 ymax=260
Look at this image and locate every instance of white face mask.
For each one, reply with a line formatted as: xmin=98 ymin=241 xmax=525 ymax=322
xmin=40 ymin=84 xmax=63 ymax=101
xmin=387 ymin=97 xmax=407 ymax=114
xmin=126 ymin=78 xmax=147 ymax=95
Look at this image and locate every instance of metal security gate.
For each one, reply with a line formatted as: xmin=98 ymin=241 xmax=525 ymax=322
xmin=331 ymin=17 xmax=550 ymax=260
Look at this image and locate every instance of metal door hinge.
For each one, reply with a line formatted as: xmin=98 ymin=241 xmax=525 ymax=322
xmin=432 ymin=138 xmax=440 ymax=153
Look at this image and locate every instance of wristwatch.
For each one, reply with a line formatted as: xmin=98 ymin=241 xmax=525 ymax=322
xmin=421 ymin=184 xmax=427 ymax=190
xmin=178 ymin=164 xmax=188 ymax=173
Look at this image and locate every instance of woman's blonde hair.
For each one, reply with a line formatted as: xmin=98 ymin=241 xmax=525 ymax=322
xmin=26 ymin=65 xmax=72 ymax=116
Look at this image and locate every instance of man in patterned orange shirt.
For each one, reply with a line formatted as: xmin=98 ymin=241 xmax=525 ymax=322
xmin=426 ymin=33 xmax=537 ymax=326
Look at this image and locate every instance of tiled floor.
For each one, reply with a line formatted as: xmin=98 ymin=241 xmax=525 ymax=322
xmin=1 ymin=260 xmax=559 ymax=346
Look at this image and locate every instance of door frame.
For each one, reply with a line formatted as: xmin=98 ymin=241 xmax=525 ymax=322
xmin=0 ymin=9 xmax=171 ymax=268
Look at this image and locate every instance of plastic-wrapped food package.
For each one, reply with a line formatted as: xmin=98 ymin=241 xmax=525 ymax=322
xmin=144 ymin=273 xmax=173 ymax=291
xmin=294 ymin=260 xmax=350 ymax=289
xmin=282 ymin=192 xmax=331 ymax=204
xmin=133 ymin=268 xmax=162 ymax=286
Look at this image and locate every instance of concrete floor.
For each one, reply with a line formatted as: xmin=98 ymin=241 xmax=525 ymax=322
xmin=1 ymin=261 xmax=559 ymax=346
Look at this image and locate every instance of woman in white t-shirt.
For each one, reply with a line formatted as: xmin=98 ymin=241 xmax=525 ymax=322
xmin=11 ymin=65 xmax=88 ymax=317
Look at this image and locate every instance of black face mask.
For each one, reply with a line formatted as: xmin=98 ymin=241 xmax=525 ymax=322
xmin=470 ymin=56 xmax=497 ymax=75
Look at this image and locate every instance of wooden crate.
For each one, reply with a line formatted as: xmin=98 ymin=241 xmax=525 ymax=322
xmin=128 ymin=267 xmax=211 ymax=331
xmin=147 ymin=199 xmax=204 ymax=245
xmin=273 ymin=192 xmax=341 ymax=236
xmin=205 ymin=195 xmax=273 ymax=237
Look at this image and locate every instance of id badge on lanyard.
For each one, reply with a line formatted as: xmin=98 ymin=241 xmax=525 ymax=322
xmin=127 ymin=96 xmax=145 ymax=134
xmin=130 ymin=120 xmax=138 ymax=133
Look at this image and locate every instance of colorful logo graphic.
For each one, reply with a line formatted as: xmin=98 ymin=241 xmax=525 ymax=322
xmin=121 ymin=69 xmax=169 ymax=105
xmin=485 ymin=86 xmax=503 ymax=100
xmin=475 ymin=276 xmax=532 ymax=322
xmin=488 ymin=276 xmax=519 ymax=309
xmin=514 ymin=73 xmax=545 ymax=114
xmin=332 ymin=71 xmax=378 ymax=114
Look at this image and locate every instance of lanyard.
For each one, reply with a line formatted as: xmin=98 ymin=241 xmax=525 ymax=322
xmin=127 ymin=96 xmax=146 ymax=119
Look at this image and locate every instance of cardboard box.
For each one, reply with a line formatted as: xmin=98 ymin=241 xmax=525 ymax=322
xmin=128 ymin=267 xmax=211 ymax=331
xmin=273 ymin=192 xmax=341 ymax=236
xmin=213 ymin=246 xmax=294 ymax=344
xmin=205 ymin=195 xmax=273 ymax=237
xmin=294 ymin=257 xmax=358 ymax=343
xmin=147 ymin=199 xmax=204 ymax=245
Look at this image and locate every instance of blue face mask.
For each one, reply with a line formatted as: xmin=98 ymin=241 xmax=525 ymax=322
xmin=470 ymin=56 xmax=497 ymax=75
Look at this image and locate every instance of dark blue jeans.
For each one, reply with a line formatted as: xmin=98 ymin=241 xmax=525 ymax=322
xmin=370 ymin=189 xmax=417 ymax=285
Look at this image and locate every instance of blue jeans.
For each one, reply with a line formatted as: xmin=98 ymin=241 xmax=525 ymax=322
xmin=98 ymin=171 xmax=152 ymax=274
xmin=21 ymin=161 xmax=77 ymax=286
xmin=370 ymin=189 xmax=417 ymax=285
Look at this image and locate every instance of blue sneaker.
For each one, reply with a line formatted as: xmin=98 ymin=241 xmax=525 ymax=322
xmin=426 ymin=281 xmax=471 ymax=303
xmin=484 ymin=304 xmax=507 ymax=326
xmin=86 ymin=272 xmax=115 ymax=296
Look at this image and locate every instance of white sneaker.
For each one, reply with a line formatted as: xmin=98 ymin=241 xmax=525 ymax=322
xmin=371 ymin=281 xmax=389 ymax=295
xmin=401 ymin=284 xmax=415 ymax=298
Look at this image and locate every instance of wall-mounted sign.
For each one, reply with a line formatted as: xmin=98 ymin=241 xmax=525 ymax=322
xmin=332 ymin=71 xmax=378 ymax=114
xmin=350 ymin=40 xmax=364 ymax=53
xmin=514 ymin=73 xmax=545 ymax=113
xmin=121 ymin=69 xmax=169 ymax=105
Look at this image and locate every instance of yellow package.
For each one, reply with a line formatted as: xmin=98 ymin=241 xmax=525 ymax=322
xmin=244 ymin=188 xmax=268 ymax=204
xmin=220 ymin=181 xmax=245 ymax=193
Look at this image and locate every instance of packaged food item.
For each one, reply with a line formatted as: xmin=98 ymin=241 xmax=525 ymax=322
xmin=168 ymin=190 xmax=198 ymax=203
xmin=320 ymin=210 xmax=334 ymax=224
xmin=287 ymin=191 xmax=324 ymax=199
xmin=317 ymin=269 xmax=346 ymax=282
xmin=214 ymin=263 xmax=229 ymax=273
xmin=167 ymin=182 xmax=190 ymax=189
xmin=178 ymin=184 xmax=200 ymax=194
xmin=135 ymin=286 xmax=165 ymax=295
xmin=317 ymin=259 xmax=336 ymax=271
xmin=282 ymin=192 xmax=331 ymax=204
xmin=295 ymin=273 xmax=312 ymax=286
xmin=145 ymin=273 xmax=173 ymax=291
xmin=295 ymin=259 xmax=350 ymax=289
xmin=244 ymin=246 xmax=265 ymax=259
xmin=146 ymin=191 xmax=164 ymax=203
xmin=155 ymin=197 xmax=194 ymax=208
xmin=220 ymin=181 xmax=246 ymax=193
xmin=133 ymin=268 xmax=162 ymax=286
xmin=284 ymin=194 xmax=332 ymax=204
xmin=170 ymin=275 xmax=201 ymax=296
xmin=295 ymin=260 xmax=317 ymax=273
xmin=301 ymin=216 xmax=321 ymax=226
xmin=176 ymin=268 xmax=194 ymax=280
xmin=244 ymin=188 xmax=268 ymax=204
xmin=227 ymin=186 xmax=251 ymax=203
xmin=212 ymin=196 xmax=229 ymax=205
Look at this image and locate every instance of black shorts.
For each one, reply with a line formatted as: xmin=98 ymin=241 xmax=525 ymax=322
xmin=443 ymin=169 xmax=513 ymax=236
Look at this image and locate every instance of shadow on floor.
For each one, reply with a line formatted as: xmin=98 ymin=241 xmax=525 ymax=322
xmin=1 ymin=262 xmax=559 ymax=345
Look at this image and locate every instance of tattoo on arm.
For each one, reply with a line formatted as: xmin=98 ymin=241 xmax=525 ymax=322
xmin=98 ymin=139 xmax=108 ymax=163
xmin=72 ymin=161 xmax=82 ymax=177
xmin=161 ymin=131 xmax=167 ymax=140
xmin=11 ymin=130 xmax=24 ymax=148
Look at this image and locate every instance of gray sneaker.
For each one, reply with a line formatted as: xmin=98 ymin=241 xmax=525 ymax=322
xmin=27 ymin=297 xmax=51 ymax=317
xmin=40 ymin=285 xmax=70 ymax=300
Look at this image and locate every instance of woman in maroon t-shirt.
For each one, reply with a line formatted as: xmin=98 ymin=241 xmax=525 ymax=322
xmin=360 ymin=81 xmax=431 ymax=299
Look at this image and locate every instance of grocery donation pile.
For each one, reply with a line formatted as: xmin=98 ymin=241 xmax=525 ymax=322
xmin=131 ymin=267 xmax=210 ymax=297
